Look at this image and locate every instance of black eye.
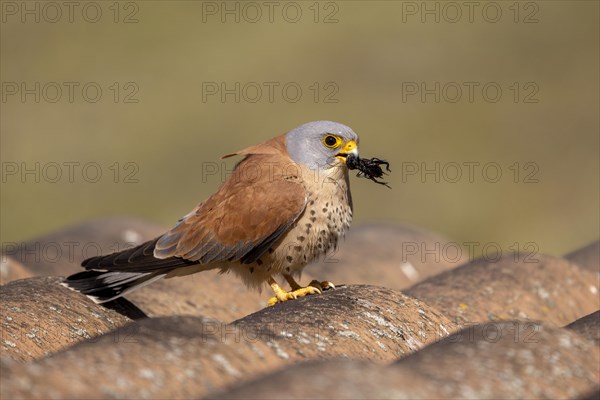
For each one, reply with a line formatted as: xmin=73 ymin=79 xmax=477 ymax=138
xmin=324 ymin=135 xmax=338 ymax=147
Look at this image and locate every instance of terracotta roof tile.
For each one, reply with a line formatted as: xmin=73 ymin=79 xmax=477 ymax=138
xmin=405 ymin=254 xmax=599 ymax=326
xmin=1 ymin=220 xmax=598 ymax=399
xmin=1 ymin=277 xmax=131 ymax=362
xmin=211 ymin=321 xmax=599 ymax=399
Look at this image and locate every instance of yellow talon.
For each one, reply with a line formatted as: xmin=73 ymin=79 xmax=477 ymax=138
xmin=267 ymin=276 xmax=325 ymax=306
xmin=292 ymin=285 xmax=321 ymax=297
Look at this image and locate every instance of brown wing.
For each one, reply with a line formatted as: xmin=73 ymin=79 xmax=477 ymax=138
xmin=79 ymin=136 xmax=305 ymax=273
xmin=153 ymin=153 xmax=306 ymax=264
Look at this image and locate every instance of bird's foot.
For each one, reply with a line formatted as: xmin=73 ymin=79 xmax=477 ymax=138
xmin=267 ymin=277 xmax=336 ymax=306
xmin=308 ymin=280 xmax=336 ymax=291
xmin=266 ymin=285 xmax=321 ymax=306
xmin=284 ymin=274 xmax=336 ymax=292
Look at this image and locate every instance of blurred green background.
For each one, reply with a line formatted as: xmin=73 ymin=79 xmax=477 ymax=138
xmin=1 ymin=1 xmax=598 ymax=257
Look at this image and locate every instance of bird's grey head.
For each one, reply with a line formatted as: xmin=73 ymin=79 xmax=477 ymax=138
xmin=285 ymin=121 xmax=359 ymax=172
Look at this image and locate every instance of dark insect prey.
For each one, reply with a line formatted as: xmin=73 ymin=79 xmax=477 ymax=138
xmin=346 ymin=154 xmax=391 ymax=188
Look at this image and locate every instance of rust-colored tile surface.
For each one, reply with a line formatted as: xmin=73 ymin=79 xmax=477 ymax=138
xmin=1 ymin=277 xmax=131 ymax=362
xmin=405 ymin=254 xmax=599 ymax=326
xmin=210 ymin=321 xmax=599 ymax=399
xmin=1 ymin=221 xmax=598 ymax=399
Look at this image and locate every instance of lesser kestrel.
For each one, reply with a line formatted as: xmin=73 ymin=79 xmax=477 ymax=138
xmin=65 ymin=121 xmax=360 ymax=305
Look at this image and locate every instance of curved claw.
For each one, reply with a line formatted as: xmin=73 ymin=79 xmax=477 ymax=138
xmin=309 ymin=280 xmax=336 ymax=291
xmin=293 ymin=285 xmax=322 ymax=297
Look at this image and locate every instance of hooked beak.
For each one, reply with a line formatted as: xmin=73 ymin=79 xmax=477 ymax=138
xmin=335 ymin=140 xmax=358 ymax=164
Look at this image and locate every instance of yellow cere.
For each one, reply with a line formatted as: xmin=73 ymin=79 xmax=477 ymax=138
xmin=342 ymin=140 xmax=357 ymax=153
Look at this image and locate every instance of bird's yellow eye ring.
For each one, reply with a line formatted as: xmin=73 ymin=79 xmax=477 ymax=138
xmin=323 ymin=134 xmax=341 ymax=148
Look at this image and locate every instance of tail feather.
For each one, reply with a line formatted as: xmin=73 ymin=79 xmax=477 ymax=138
xmin=64 ymin=237 xmax=201 ymax=303
xmin=63 ymin=270 xmax=168 ymax=304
